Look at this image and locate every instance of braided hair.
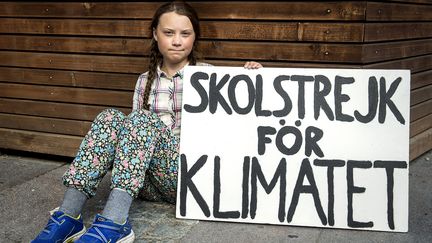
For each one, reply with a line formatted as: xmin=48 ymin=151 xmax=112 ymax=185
xmin=142 ymin=1 xmax=201 ymax=110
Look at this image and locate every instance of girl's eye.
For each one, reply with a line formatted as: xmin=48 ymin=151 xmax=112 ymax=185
xmin=164 ymin=31 xmax=173 ymax=36
xmin=182 ymin=32 xmax=192 ymax=37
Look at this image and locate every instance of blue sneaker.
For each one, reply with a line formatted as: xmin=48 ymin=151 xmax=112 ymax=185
xmin=75 ymin=214 xmax=135 ymax=243
xmin=32 ymin=210 xmax=86 ymax=243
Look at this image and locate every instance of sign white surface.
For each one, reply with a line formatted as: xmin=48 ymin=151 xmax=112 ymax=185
xmin=176 ymin=66 xmax=410 ymax=232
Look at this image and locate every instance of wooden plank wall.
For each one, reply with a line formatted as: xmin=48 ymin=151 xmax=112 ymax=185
xmin=364 ymin=0 xmax=432 ymax=160
xmin=0 ymin=1 xmax=431 ymax=160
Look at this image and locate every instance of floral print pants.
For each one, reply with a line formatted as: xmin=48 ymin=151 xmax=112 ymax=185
xmin=62 ymin=109 xmax=179 ymax=203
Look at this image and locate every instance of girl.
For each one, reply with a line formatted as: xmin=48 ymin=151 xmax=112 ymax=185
xmin=32 ymin=2 xmax=262 ymax=243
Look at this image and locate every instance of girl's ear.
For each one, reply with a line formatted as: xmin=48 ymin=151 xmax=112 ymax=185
xmin=153 ymin=28 xmax=158 ymax=42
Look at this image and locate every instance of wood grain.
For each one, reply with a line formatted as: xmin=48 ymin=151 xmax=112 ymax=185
xmin=410 ymin=128 xmax=432 ymax=161
xmin=0 ymin=2 xmax=366 ymax=21
xmin=0 ymin=113 xmax=91 ymax=137
xmin=0 ymin=0 xmax=430 ymax=159
xmin=0 ymin=67 xmax=137 ymax=90
xmin=0 ymin=83 xmax=133 ymax=107
xmin=410 ymin=113 xmax=432 ymax=137
xmin=0 ymin=128 xmax=82 ymax=157
xmin=367 ymin=2 xmax=432 ymax=21
xmin=0 ymin=98 xmax=130 ymax=121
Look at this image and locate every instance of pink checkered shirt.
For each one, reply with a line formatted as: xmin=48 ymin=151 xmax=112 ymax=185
xmin=133 ymin=63 xmax=211 ymax=136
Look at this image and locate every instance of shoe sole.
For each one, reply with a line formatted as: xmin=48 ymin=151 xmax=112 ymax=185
xmin=64 ymin=227 xmax=86 ymax=243
xmin=118 ymin=230 xmax=135 ymax=243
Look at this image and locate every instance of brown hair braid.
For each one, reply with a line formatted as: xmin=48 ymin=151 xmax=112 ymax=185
xmin=142 ymin=1 xmax=201 ymax=110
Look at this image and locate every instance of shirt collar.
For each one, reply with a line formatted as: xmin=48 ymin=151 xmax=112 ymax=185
xmin=157 ymin=63 xmax=188 ymax=79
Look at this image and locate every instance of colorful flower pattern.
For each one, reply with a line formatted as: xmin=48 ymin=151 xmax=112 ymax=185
xmin=62 ymin=109 xmax=179 ymax=203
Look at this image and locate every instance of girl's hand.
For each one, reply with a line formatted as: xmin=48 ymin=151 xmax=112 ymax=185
xmin=244 ymin=61 xmax=263 ymax=69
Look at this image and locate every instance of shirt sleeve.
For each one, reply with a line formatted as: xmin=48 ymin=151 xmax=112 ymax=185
xmin=132 ymin=72 xmax=148 ymax=110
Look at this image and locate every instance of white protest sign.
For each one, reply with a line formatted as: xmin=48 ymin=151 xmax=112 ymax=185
xmin=176 ymin=66 xmax=410 ymax=232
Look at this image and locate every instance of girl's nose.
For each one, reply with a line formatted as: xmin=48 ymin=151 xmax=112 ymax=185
xmin=172 ymin=34 xmax=181 ymax=46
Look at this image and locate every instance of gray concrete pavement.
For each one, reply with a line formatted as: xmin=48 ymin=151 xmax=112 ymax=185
xmin=0 ymin=150 xmax=431 ymax=242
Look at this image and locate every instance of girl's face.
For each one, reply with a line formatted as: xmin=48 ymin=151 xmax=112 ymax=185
xmin=154 ymin=12 xmax=196 ymax=68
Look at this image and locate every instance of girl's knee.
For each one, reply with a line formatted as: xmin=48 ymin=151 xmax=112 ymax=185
xmin=96 ymin=109 xmax=126 ymax=122
xmin=128 ymin=109 xmax=153 ymax=119
xmin=126 ymin=109 xmax=159 ymax=126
